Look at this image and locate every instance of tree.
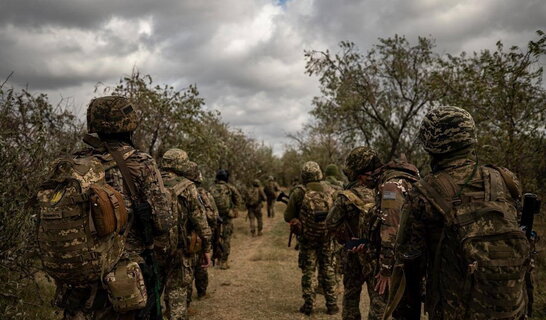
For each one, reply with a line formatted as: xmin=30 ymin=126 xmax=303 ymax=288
xmin=305 ymin=35 xmax=442 ymax=164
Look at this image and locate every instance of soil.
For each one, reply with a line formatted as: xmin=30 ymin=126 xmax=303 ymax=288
xmin=190 ymin=203 xmax=372 ymax=320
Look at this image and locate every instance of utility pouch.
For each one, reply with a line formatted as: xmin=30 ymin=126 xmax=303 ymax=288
xmin=89 ymin=184 xmax=128 ymax=237
xmin=104 ymin=260 xmax=148 ymax=313
xmin=186 ymin=231 xmax=203 ymax=255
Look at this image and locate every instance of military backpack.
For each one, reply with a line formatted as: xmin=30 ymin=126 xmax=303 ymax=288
xmin=298 ymin=184 xmax=334 ymax=243
xmin=211 ymin=183 xmax=232 ymax=215
xmin=415 ymin=165 xmax=529 ymax=319
xmin=37 ymin=155 xmax=131 ymax=285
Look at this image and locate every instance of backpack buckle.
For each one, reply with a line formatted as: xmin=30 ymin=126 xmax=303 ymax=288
xmin=452 ymin=197 xmax=462 ymax=206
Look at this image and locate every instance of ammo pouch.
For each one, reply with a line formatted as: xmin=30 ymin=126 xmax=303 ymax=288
xmin=104 ymin=260 xmax=147 ymax=312
xmin=89 ymin=184 xmax=128 ymax=237
xmin=186 ymin=231 xmax=203 ymax=255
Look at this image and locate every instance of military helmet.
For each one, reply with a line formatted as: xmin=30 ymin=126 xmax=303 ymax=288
xmin=216 ymin=169 xmax=229 ymax=182
xmin=181 ymin=161 xmax=203 ymax=183
xmin=161 ymin=148 xmax=189 ymax=173
xmin=419 ymin=106 xmax=477 ymax=155
xmin=87 ymin=96 xmax=140 ymax=134
xmin=252 ymin=179 xmax=261 ymax=187
xmin=344 ymin=146 xmax=383 ymax=181
xmin=325 ymin=164 xmax=340 ymax=177
xmin=301 ymin=161 xmax=323 ymax=183
xmin=267 ymin=175 xmax=274 ymax=181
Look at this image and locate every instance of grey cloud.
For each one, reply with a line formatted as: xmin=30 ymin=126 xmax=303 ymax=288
xmin=0 ymin=0 xmax=544 ymax=154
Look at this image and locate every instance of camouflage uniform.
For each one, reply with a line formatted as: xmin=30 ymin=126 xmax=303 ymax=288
xmin=55 ymin=96 xmax=171 ymax=320
xmin=245 ymin=179 xmax=267 ymax=236
xmin=284 ymin=161 xmax=339 ymax=315
xmin=210 ymin=170 xmax=243 ymax=269
xmin=193 ymin=186 xmax=219 ymax=297
xmin=325 ymin=164 xmax=345 ymax=188
xmin=373 ymin=160 xmax=421 ymax=320
xmin=264 ymin=176 xmax=280 ymax=218
xmin=160 ymin=152 xmax=212 ymax=320
xmin=326 ymin=147 xmax=386 ymax=320
xmin=397 ymin=106 xmax=528 ymax=320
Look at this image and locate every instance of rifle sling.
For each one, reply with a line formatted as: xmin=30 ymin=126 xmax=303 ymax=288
xmin=105 ymin=143 xmax=140 ymax=203
xmin=382 ymin=266 xmax=406 ymax=320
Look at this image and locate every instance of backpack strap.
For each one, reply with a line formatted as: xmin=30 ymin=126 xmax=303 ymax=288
xmin=105 ymin=144 xmax=140 ymax=203
xmin=486 ymin=165 xmax=521 ymax=201
xmin=170 ymin=179 xmax=193 ymax=198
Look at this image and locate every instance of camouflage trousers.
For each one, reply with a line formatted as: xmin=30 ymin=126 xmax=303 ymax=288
xmin=316 ymin=241 xmax=343 ymax=292
xmin=266 ymin=197 xmax=275 ymax=218
xmin=219 ymin=218 xmax=234 ymax=263
xmin=192 ymin=248 xmax=209 ymax=298
xmin=62 ymin=309 xmax=117 ymax=320
xmin=58 ymin=283 xmax=120 ymax=320
xmin=247 ymin=205 xmax=263 ymax=234
xmin=298 ymin=240 xmax=338 ymax=308
xmin=342 ymin=252 xmax=386 ymax=320
xmin=164 ymin=253 xmax=194 ymax=320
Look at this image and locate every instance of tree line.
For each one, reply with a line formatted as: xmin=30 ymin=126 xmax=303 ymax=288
xmin=0 ymin=30 xmax=545 ymax=318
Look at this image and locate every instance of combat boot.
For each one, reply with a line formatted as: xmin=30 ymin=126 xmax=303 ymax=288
xmin=251 ymin=230 xmax=256 ymax=237
xmin=299 ymin=303 xmax=313 ymax=316
xmin=326 ymin=305 xmax=339 ymax=315
xmin=219 ymin=261 xmax=230 ymax=270
xmin=258 ymin=231 xmax=263 ymax=236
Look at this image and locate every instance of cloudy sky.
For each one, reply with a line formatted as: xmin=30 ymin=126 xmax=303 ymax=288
xmin=1 ymin=0 xmax=544 ymax=154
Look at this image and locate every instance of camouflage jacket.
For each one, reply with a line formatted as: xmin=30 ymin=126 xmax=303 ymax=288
xmin=75 ymin=141 xmax=171 ymax=260
xmin=397 ymin=157 xmax=522 ymax=319
xmin=325 ymin=175 xmax=344 ymax=188
xmin=210 ymin=181 xmax=243 ymax=217
xmin=264 ymin=180 xmax=280 ymax=199
xmin=326 ymin=181 xmax=376 ymax=264
xmin=198 ymin=187 xmax=219 ymax=230
xmin=245 ymin=185 xmax=267 ymax=208
xmin=162 ymin=171 xmax=212 ymax=253
xmin=375 ymin=165 xmax=419 ymax=276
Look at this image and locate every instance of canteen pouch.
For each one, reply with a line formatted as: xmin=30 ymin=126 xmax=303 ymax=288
xmin=104 ymin=261 xmax=147 ymax=312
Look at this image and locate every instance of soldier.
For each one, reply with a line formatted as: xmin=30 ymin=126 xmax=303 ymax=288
xmin=325 ymin=146 xmax=385 ymax=320
xmin=181 ymin=161 xmax=220 ymax=300
xmin=324 ymin=164 xmax=344 ymax=188
xmin=362 ymin=156 xmax=421 ymax=320
xmin=210 ymin=169 xmax=243 ymax=270
xmin=284 ymin=161 xmax=339 ymax=316
xmin=245 ymin=179 xmax=267 ymax=236
xmin=396 ymin=106 xmax=529 ymax=320
xmin=160 ymin=150 xmax=212 ymax=320
xmin=264 ymin=176 xmax=280 ymax=218
xmin=38 ymin=96 xmax=171 ymax=320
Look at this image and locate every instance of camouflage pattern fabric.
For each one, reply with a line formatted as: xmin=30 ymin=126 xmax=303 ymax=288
xmin=161 ymin=148 xmax=189 ymax=175
xmin=53 ymin=141 xmax=170 ymax=318
xmin=193 ymin=187 xmax=219 ymax=298
xmin=264 ymin=178 xmax=280 ymax=218
xmin=164 ymin=253 xmax=194 ymax=320
xmin=299 ymin=240 xmax=338 ymax=310
xmin=325 ymin=164 xmax=344 ymax=188
xmin=219 ymin=218 xmax=234 ymax=263
xmin=86 ymin=96 xmax=140 ymax=134
xmin=418 ymin=106 xmax=477 ymax=155
xmin=397 ymin=156 xmax=527 ymax=320
xmin=326 ymin=182 xmax=383 ymax=320
xmin=247 ymin=205 xmax=264 ymax=235
xmin=343 ymin=147 xmax=383 ymax=181
xmin=301 ymin=161 xmax=323 ymax=183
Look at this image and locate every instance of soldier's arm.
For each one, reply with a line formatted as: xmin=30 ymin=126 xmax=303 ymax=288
xmin=230 ymin=184 xmax=244 ymax=208
xmin=259 ymin=188 xmax=267 ymax=202
xmin=186 ymin=184 xmax=212 ymax=253
xmin=284 ymin=187 xmax=304 ymax=222
xmin=396 ymin=190 xmax=430 ymax=263
xmin=378 ymin=180 xmax=407 ymax=276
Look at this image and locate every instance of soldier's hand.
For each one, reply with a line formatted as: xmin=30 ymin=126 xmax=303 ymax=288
xmin=202 ymin=253 xmax=212 ymax=268
xmin=374 ymin=273 xmax=390 ymax=295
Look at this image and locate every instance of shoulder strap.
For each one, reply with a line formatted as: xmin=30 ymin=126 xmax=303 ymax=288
xmin=105 ymin=144 xmax=140 ymax=203
xmin=170 ymin=179 xmax=193 ymax=197
xmin=414 ymin=177 xmax=453 ymax=218
xmin=486 ymin=165 xmax=521 ymax=201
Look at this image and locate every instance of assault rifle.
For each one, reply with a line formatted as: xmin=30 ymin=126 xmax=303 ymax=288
xmin=520 ymin=193 xmax=541 ymax=318
xmin=276 ymin=191 xmax=289 ymax=204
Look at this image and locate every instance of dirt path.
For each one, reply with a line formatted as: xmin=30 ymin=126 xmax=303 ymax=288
xmin=191 ymin=203 xmax=372 ymax=320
